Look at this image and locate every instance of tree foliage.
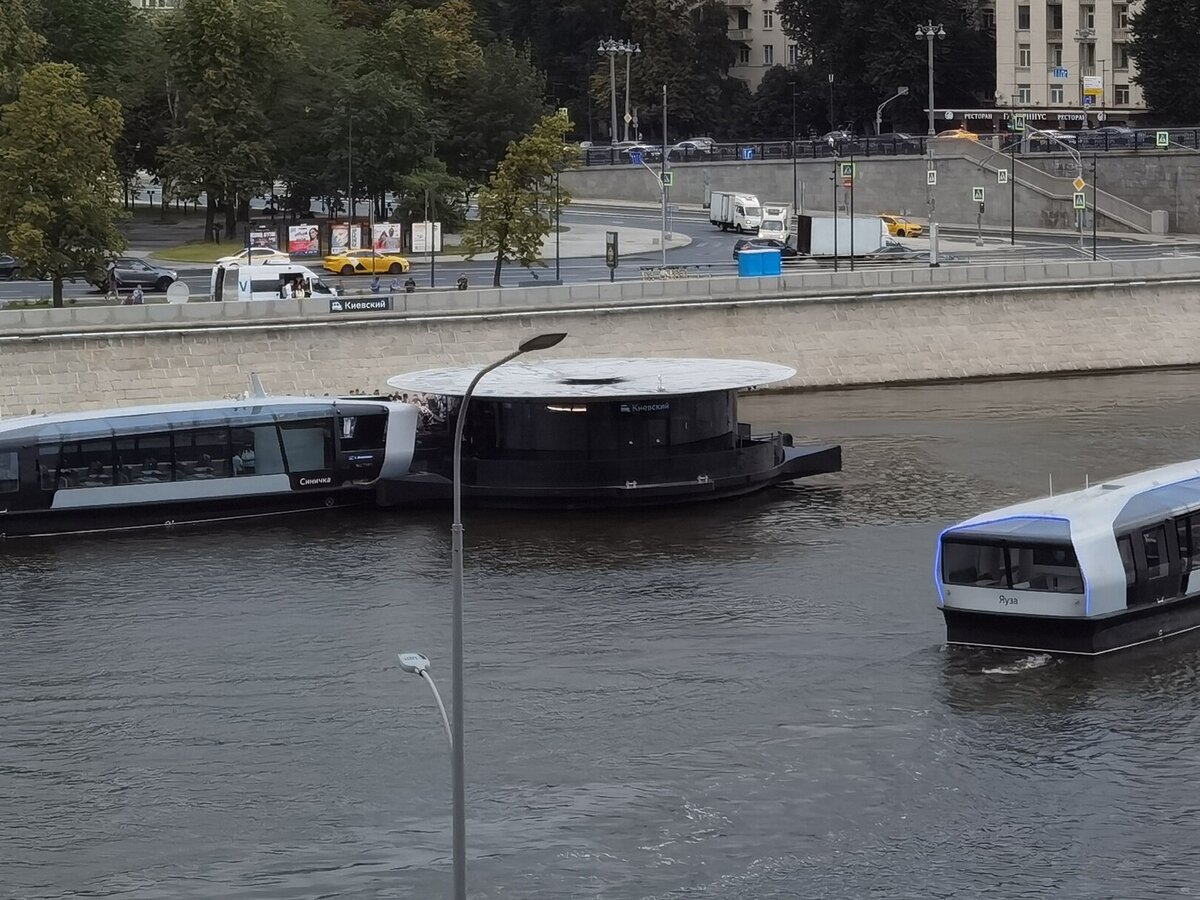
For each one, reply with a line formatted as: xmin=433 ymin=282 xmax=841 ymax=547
xmin=776 ymin=0 xmax=994 ymax=133
xmin=461 ymin=113 xmax=577 ymax=287
xmin=0 ymin=0 xmax=46 ymax=103
xmin=0 ymin=63 xmax=125 ymax=306
xmin=1129 ymin=1 xmax=1200 ymax=122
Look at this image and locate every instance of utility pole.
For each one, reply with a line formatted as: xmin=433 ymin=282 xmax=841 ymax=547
xmin=661 ymin=83 xmax=668 ymax=268
xmin=791 ymin=84 xmax=798 ymax=218
xmin=916 ymin=22 xmax=945 ymax=266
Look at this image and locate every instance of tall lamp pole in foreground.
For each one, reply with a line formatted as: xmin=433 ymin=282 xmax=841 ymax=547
xmin=916 ymin=21 xmax=945 ymax=266
xmin=448 ymin=332 xmax=567 ymax=900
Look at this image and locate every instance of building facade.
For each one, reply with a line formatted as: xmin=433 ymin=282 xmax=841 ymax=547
xmin=725 ymin=0 xmax=797 ymax=90
xmin=130 ymin=0 xmax=182 ymax=8
xmin=993 ymin=0 xmax=1146 ymax=123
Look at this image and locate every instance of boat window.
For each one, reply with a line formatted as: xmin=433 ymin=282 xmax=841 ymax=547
xmin=279 ymin=419 xmax=332 ymax=471
xmin=231 ymin=425 xmax=284 ymax=476
xmin=942 ymin=541 xmax=1008 ymax=588
xmin=1143 ymin=525 xmax=1169 ymax=579
xmin=59 ymin=439 xmax=116 ymax=489
xmin=338 ymin=413 xmax=388 ymax=451
xmin=942 ymin=539 xmax=1085 ymax=594
xmin=0 ymin=450 xmax=17 ymax=493
xmin=1118 ymin=535 xmax=1136 ymax=586
xmin=116 ymin=433 xmax=172 ymax=484
xmin=174 ymin=428 xmax=231 ymax=480
xmin=38 ymin=445 xmax=59 ymax=490
xmin=1008 ymin=544 xmax=1085 ymax=593
xmin=1179 ymin=514 xmax=1200 ymax=571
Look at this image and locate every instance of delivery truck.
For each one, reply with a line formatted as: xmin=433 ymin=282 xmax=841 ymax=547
xmin=758 ymin=202 xmax=793 ymax=243
xmin=794 ymin=214 xmax=887 ymax=258
xmin=707 ymin=191 xmax=763 ymax=233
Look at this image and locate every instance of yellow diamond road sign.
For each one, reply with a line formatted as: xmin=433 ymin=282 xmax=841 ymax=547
xmin=1073 ymin=176 xmax=1086 ymax=191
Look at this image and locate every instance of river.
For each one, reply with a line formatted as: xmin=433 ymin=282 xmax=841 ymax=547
xmin=5 ymin=369 xmax=1200 ymax=898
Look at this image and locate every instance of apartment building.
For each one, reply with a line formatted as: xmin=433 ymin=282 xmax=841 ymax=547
xmin=994 ymin=0 xmax=1146 ymax=123
xmin=725 ymin=0 xmax=796 ymax=90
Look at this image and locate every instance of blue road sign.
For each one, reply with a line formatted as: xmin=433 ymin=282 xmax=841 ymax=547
xmin=629 ymin=150 xmax=644 ymax=165
xmin=741 ymin=147 xmax=755 ymax=161
xmin=1052 ymin=67 xmax=1068 ymax=79
xmin=1083 ymin=96 xmax=1095 ymax=107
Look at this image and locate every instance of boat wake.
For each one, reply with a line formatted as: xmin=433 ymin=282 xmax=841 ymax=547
xmin=982 ymin=653 xmax=1053 ymax=675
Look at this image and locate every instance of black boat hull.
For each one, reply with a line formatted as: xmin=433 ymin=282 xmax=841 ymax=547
xmin=0 ymin=488 xmax=371 ymax=539
xmin=377 ymin=443 xmax=841 ymax=510
xmin=942 ymin=595 xmax=1200 ymax=655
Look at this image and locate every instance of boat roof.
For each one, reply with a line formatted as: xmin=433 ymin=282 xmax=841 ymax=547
xmin=386 ymin=358 xmax=797 ymax=399
xmin=944 ymin=458 xmax=1200 ymax=541
xmin=0 ymin=395 xmax=389 ymax=444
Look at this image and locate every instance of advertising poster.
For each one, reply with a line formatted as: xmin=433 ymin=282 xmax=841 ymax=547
xmin=288 ymin=224 xmax=321 ymax=257
xmin=372 ymin=223 xmax=404 ymax=252
xmin=330 ymin=224 xmax=365 ymax=254
xmin=250 ymin=228 xmax=279 ymax=250
xmin=410 ymin=221 xmax=443 ymax=254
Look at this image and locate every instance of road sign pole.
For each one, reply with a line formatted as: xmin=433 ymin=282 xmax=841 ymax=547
xmin=1010 ymin=137 xmax=1016 ymax=246
xmin=1092 ymin=154 xmax=1098 ymax=261
xmin=849 ymin=155 xmax=855 ymax=271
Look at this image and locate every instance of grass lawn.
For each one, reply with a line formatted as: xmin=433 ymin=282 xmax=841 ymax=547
xmin=152 ymin=241 xmax=234 ymax=263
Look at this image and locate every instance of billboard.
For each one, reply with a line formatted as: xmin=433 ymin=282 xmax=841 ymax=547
xmin=250 ymin=227 xmax=278 ymax=250
xmin=288 ymin=224 xmax=321 ymax=257
xmin=330 ymin=224 xmax=364 ymax=254
xmin=411 ymin=221 xmax=443 ymax=254
xmin=372 ymin=223 xmax=404 ymax=252
xmin=1083 ymin=75 xmax=1103 ymax=98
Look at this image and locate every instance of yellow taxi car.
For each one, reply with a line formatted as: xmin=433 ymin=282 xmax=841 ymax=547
xmin=936 ymin=128 xmax=979 ymax=141
xmin=322 ymin=249 xmax=410 ymax=276
xmin=880 ymin=214 xmax=924 ymax=238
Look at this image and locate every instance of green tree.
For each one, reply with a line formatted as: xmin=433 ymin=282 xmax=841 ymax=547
xmin=162 ymin=0 xmax=294 ymax=240
xmin=1130 ymin=1 xmax=1200 ymax=121
xmin=751 ymin=66 xmax=833 ymax=140
xmin=33 ymin=0 xmax=136 ymax=93
xmin=461 ymin=112 xmax=577 ymax=287
xmin=0 ymin=63 xmax=125 ymax=307
xmin=775 ymin=0 xmax=994 ymax=133
xmin=0 ymin=0 xmax=45 ymax=103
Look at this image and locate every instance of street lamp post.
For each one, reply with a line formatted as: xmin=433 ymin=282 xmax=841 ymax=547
xmin=397 ymin=653 xmax=453 ymax=750
xmin=874 ymin=86 xmax=910 ymax=137
xmin=597 ymin=40 xmax=619 ymax=144
xmin=623 ymin=42 xmax=640 ymax=142
xmin=448 ymin=332 xmax=567 ymax=900
xmin=915 ymin=22 xmax=945 ymax=137
xmin=1074 ymin=26 xmax=1097 ymax=128
xmin=791 ymin=84 xmax=798 ymax=217
xmin=827 ymin=73 xmax=835 ymax=132
xmin=916 ymin=21 xmax=945 ymax=267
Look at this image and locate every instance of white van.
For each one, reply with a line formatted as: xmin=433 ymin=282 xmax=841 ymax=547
xmin=210 ymin=263 xmax=338 ymax=302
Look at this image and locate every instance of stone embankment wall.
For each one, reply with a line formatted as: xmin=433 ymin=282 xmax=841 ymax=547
xmin=561 ymin=150 xmax=1200 ymax=233
xmin=4 ymin=268 xmax=1200 ymax=414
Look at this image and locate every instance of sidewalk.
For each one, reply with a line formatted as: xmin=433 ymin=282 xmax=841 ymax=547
xmin=143 ymin=220 xmax=689 ymax=265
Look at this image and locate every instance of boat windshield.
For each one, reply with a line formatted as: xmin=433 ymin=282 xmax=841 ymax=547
xmin=942 ymin=540 xmax=1084 ymax=594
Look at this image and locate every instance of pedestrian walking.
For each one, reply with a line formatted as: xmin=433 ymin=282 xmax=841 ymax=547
xmin=131 ymin=286 xmax=144 ymax=305
xmin=456 ymin=274 xmax=469 ymax=291
xmin=389 ymin=276 xmax=403 ymax=294
xmin=404 ymin=276 xmax=416 ymax=294
xmin=370 ymin=275 xmax=381 ymax=294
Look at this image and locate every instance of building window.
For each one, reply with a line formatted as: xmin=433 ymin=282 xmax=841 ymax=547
xmin=1115 ymin=83 xmax=1130 ymax=104
xmin=1115 ymin=3 xmax=1130 ymax=28
xmin=1018 ymin=44 xmax=1031 ymax=67
xmin=738 ymin=45 xmax=750 ymax=65
xmin=763 ymin=44 xmax=774 ymax=65
xmin=1051 ymin=86 xmax=1065 ymax=103
xmin=1017 ymin=4 xmax=1031 ymax=29
xmin=1017 ymin=84 xmax=1032 ymax=103
xmin=1048 ymin=3 xmax=1063 ymax=29
xmin=1049 ymin=43 xmax=1063 ymax=67
xmin=1114 ymin=42 xmax=1129 ymax=69
xmin=982 ymin=8 xmax=996 ymax=30
xmin=1081 ymin=4 xmax=1095 ymax=28
xmin=763 ymin=8 xmax=773 ymax=29
xmin=788 ymin=43 xmax=799 ymax=65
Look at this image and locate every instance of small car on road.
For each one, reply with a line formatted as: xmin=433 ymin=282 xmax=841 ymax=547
xmin=880 ymin=215 xmax=924 ymax=238
xmin=0 ymin=254 xmax=24 ymax=280
xmin=323 ymin=249 xmax=410 ymax=276
xmin=89 ymin=257 xmax=179 ymax=291
xmin=732 ymin=237 xmax=799 ymax=259
xmin=216 ymin=248 xmax=292 ymax=266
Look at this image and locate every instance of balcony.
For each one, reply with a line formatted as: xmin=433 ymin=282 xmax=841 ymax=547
xmin=724 ymin=0 xmax=752 ymax=7
xmin=727 ymin=28 xmax=753 ymax=42
xmin=1047 ymin=29 xmax=1063 ymax=40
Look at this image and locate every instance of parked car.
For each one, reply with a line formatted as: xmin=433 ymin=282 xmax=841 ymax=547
xmin=89 ymin=257 xmax=179 ymax=291
xmin=667 ymin=140 xmax=713 ymax=161
xmin=869 ymin=133 xmax=922 ymax=154
xmin=612 ymin=141 xmax=661 ymax=162
xmin=732 ymin=237 xmax=798 ymax=259
xmin=322 ymin=248 xmax=410 ymax=276
xmin=1082 ymin=125 xmax=1135 ymax=149
xmin=936 ymin=128 xmax=979 ymax=140
xmin=0 ymin=254 xmax=24 ymax=280
xmin=216 ymin=248 xmax=292 ymax=266
xmin=880 ymin=214 xmax=924 ymax=238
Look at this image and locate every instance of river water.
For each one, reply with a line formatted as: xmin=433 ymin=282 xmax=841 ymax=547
xmin=6 ymin=369 xmax=1200 ymax=899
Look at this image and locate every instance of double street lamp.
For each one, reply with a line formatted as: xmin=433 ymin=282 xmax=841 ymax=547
xmin=401 ymin=332 xmax=567 ymax=900
xmin=598 ymin=39 xmax=640 ymax=143
xmin=916 ymin=21 xmax=945 ymax=267
xmin=915 ymin=21 xmax=946 ymax=137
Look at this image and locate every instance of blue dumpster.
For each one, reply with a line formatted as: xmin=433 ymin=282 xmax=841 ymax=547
xmin=737 ymin=248 xmax=782 ymax=277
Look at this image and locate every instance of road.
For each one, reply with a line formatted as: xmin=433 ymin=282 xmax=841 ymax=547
xmin=1 ymin=204 xmax=1197 ymax=305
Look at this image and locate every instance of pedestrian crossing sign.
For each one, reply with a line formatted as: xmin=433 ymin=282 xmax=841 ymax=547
xmin=1073 ymin=192 xmax=1087 ymax=210
xmin=972 ymin=186 xmax=985 ymax=202
xmin=662 ymin=171 xmax=674 ymax=187
xmin=998 ymin=169 xmax=1009 ymax=184
xmin=926 ymin=169 xmax=937 ymax=186
xmin=839 ymin=162 xmax=856 ymax=178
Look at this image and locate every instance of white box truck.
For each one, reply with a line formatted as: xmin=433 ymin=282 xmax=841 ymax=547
xmin=758 ymin=202 xmax=792 ymax=243
xmin=708 ymin=191 xmax=762 ymax=233
xmin=210 ymin=263 xmax=339 ymax=302
xmin=795 ymin=214 xmax=887 ymax=258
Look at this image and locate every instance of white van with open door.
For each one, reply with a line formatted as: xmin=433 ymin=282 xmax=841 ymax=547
xmin=210 ymin=264 xmax=338 ymax=302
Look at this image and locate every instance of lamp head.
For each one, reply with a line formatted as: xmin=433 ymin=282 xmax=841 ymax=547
xmin=937 ymin=25 xmax=946 ymax=38
xmin=518 ymin=332 xmax=568 ymax=353
xmin=398 ymin=652 xmax=431 ymax=675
